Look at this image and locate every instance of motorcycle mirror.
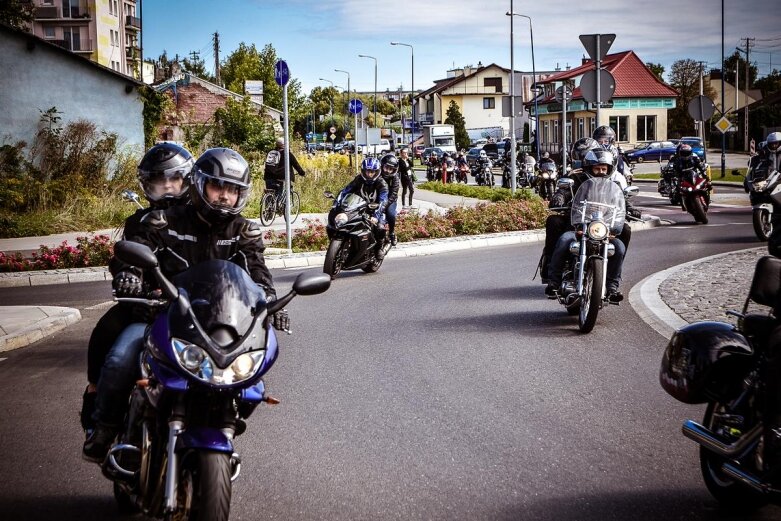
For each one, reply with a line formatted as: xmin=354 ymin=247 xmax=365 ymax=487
xmin=324 ymin=190 xmax=335 ymax=199
xmin=557 ymin=178 xmax=574 ymax=189
xmin=121 ymin=189 xmax=140 ymax=202
xmin=292 ymin=272 xmax=331 ymax=296
xmin=114 ymin=240 xmax=158 ymax=269
xmin=624 ymin=186 xmax=640 ymax=198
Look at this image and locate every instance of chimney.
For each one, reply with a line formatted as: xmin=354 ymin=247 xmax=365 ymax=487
xmin=555 ymin=62 xmax=561 ymax=72
xmin=565 ymin=63 xmax=571 ymax=71
xmin=582 ymin=54 xmax=589 ymax=65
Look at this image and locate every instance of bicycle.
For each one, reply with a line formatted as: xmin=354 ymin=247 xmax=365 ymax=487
xmin=259 ymin=185 xmax=301 ymax=226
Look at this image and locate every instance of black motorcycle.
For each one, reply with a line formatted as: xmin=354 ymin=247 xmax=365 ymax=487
xmin=658 ymin=160 xmax=682 ymax=206
xmin=537 ymin=162 xmax=558 ymax=201
xmin=660 ymin=255 xmax=781 ymax=510
xmin=323 ymin=191 xmax=390 ymax=279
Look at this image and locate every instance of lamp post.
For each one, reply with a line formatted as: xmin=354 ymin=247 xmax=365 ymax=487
xmin=358 ymin=54 xmax=377 ymax=127
xmin=391 ymin=42 xmax=414 ymax=145
xmin=318 ymin=77 xmax=334 ymax=130
xmin=335 ymin=68 xmax=357 ymax=172
xmin=508 ymin=12 xmax=540 ymax=161
xmin=504 ymin=5 xmax=518 ymax=194
xmin=334 ymin=69 xmax=351 ymax=133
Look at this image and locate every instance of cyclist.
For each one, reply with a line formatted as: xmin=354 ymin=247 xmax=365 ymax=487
xmin=264 ymin=137 xmax=306 ymax=200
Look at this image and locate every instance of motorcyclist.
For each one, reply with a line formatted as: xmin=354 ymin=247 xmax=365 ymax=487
xmin=427 ymin=151 xmax=441 ymax=181
xmin=338 ymin=157 xmax=390 ymax=258
xmin=667 ymin=143 xmax=710 ymax=201
xmin=456 ymin=150 xmax=469 ymax=183
xmin=593 ymin=125 xmax=629 ymax=186
xmin=80 ymin=143 xmax=194 ymax=436
xmin=264 ymin=137 xmax=306 ymax=199
xmin=441 ymin=152 xmax=452 ymax=183
xmin=379 ymin=153 xmax=401 ymax=245
xmin=546 ymin=149 xmax=627 ymax=302
xmin=762 ymin=132 xmax=781 ymax=256
xmin=84 ymin=147 xmax=286 ymax=463
xmin=476 ymin=149 xmax=493 ymax=185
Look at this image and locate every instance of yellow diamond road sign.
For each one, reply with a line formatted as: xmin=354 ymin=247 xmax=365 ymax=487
xmin=715 ymin=116 xmax=732 ymax=133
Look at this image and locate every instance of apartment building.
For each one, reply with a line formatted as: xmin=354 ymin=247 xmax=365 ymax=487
xmin=26 ymin=0 xmax=141 ymax=79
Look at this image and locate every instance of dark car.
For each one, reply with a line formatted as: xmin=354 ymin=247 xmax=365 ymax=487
xmin=624 ymin=140 xmax=677 ymax=163
xmin=678 ymin=137 xmax=706 ymax=160
xmin=482 ymin=142 xmax=500 ymax=163
xmin=421 ymin=147 xmax=445 ymax=164
xmin=466 ymin=147 xmax=482 ymax=167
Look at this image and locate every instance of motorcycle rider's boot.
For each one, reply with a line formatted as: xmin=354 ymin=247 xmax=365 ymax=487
xmin=83 ymin=423 xmax=117 ymax=463
xmin=540 ymin=255 xmax=550 ymax=285
xmin=80 ymin=385 xmax=97 ymax=433
xmin=389 ymin=233 xmax=397 ymax=246
xmin=544 ymin=283 xmax=558 ymax=299
xmin=607 ymin=285 xmax=624 ymax=303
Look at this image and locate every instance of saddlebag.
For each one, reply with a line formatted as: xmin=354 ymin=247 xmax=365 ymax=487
xmin=660 ymin=321 xmax=754 ymax=404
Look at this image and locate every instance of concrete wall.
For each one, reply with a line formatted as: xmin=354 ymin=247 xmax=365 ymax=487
xmin=0 ymin=28 xmax=144 ymax=155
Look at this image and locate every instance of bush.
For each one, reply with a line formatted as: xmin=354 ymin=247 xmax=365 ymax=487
xmin=417 ymin=181 xmax=538 ymax=202
xmin=263 ymin=218 xmax=329 ymax=252
xmin=0 ymin=234 xmax=113 ymax=272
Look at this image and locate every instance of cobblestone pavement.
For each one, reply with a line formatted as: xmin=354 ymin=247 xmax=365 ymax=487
xmin=658 ymin=247 xmax=768 ymax=325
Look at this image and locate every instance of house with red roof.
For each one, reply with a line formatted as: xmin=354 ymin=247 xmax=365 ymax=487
xmin=530 ymin=50 xmax=678 ymax=154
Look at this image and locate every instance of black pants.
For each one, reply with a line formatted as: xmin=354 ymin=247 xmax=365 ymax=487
xmin=87 ymin=304 xmax=136 ymax=384
xmin=400 ymin=175 xmax=414 ymax=206
xmin=765 ymin=325 xmax=781 ymax=461
xmin=769 ymin=202 xmax=781 ymax=258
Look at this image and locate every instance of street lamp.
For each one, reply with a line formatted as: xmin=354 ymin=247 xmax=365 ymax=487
xmin=318 ymin=77 xmax=335 ymax=131
xmin=507 ymin=11 xmax=540 ymax=162
xmin=358 ymin=54 xmax=377 ymax=127
xmin=334 ymin=69 xmax=351 ymax=133
xmin=391 ymin=42 xmax=414 ymax=145
xmin=505 ymin=5 xmax=518 ymax=194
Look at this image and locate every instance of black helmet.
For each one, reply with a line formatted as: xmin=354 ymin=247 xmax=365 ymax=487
xmin=677 ymin=143 xmax=693 ymax=158
xmin=570 ymin=138 xmax=600 ymax=163
xmin=582 ymin=149 xmax=615 ymax=177
xmin=592 ymin=125 xmax=616 ymax=148
xmin=191 ymin=148 xmax=251 ymax=222
xmin=137 ymin=143 xmax=194 ymax=207
xmin=380 ymin=154 xmax=399 ymax=177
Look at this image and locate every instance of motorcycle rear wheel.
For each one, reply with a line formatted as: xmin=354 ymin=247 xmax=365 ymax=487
xmin=752 ymin=208 xmax=772 ymax=241
xmin=690 ymin=195 xmax=709 ymax=224
xmin=323 ymin=239 xmax=346 ymax=279
xmin=578 ymin=257 xmax=603 ymax=333
xmin=700 ymin=402 xmax=767 ymax=510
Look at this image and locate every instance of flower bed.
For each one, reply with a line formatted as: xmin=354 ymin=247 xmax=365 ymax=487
xmin=0 ymin=234 xmax=113 ymax=272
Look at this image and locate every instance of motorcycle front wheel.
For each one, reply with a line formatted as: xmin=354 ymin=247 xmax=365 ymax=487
xmin=752 ymin=208 xmax=772 ymax=241
xmin=578 ymin=257 xmax=603 ymax=333
xmin=323 ymin=239 xmax=347 ymax=279
xmin=700 ymin=401 xmax=767 ymax=510
xmin=167 ymin=451 xmax=232 ymax=521
xmin=690 ymin=195 xmax=709 ymax=224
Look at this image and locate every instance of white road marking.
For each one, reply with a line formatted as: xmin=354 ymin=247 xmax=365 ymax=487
xmin=0 ymin=358 xmax=7 ymax=363
xmin=283 ymin=266 xmax=318 ymax=271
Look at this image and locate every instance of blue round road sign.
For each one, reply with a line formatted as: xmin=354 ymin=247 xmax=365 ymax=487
xmin=274 ymin=60 xmax=290 ymax=86
xmin=348 ymin=98 xmax=363 ymax=115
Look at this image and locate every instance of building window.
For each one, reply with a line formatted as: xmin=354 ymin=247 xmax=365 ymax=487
xmin=483 ymin=97 xmax=495 ymax=109
xmin=109 ymin=0 xmax=119 ymax=15
xmin=588 ymin=117 xmax=595 ymax=136
xmin=484 ymin=77 xmax=503 ymax=93
xmin=637 ymin=115 xmax=656 ymax=141
xmin=608 ymin=116 xmax=629 ymax=142
xmin=553 ymin=120 xmax=559 ymax=144
xmin=577 ymin=118 xmax=585 ymax=140
xmin=43 ymin=26 xmax=55 ymax=38
xmin=542 ymin=121 xmax=549 ymax=144
xmin=42 ymin=0 xmax=54 ymax=4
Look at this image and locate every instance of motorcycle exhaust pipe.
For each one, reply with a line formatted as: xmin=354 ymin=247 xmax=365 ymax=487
xmin=682 ymin=420 xmax=762 ymax=457
xmin=103 ymin=443 xmax=141 ymax=482
xmin=721 ymin=463 xmax=769 ymax=494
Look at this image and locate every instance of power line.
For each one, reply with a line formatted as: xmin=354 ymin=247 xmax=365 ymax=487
xmin=754 ymin=36 xmax=781 ymax=42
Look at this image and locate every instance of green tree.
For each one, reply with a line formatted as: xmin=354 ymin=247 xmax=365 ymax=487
xmin=213 ymin=96 xmax=275 ymax=152
xmin=667 ymin=58 xmax=717 ymax=137
xmin=646 ymin=62 xmax=665 ymax=81
xmin=724 ymin=50 xmax=758 ymax=87
xmin=755 ymin=69 xmax=781 ymax=97
xmin=444 ymin=101 xmax=470 ymax=151
xmin=0 ymin=0 xmax=34 ymax=30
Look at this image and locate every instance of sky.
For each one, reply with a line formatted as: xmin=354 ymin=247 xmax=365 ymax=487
xmin=143 ymin=0 xmax=781 ymax=96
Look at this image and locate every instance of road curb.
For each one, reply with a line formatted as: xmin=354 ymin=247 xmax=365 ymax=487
xmin=0 ymin=306 xmax=82 ymax=352
xmin=628 ymin=247 xmax=761 ymax=340
xmin=0 ymin=217 xmax=663 ymax=287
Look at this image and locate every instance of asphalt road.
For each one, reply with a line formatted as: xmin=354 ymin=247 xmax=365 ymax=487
xmin=0 ymin=190 xmax=778 ymax=521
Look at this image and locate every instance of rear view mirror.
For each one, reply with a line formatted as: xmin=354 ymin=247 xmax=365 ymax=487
xmin=114 ymin=240 xmax=158 ymax=269
xmin=624 ymin=186 xmax=640 ymax=198
xmin=324 ymin=191 xmax=335 ymax=199
xmin=292 ymin=272 xmax=331 ymax=296
xmin=557 ymin=178 xmax=574 ymax=189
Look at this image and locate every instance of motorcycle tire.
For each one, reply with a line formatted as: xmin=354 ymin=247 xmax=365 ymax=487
xmin=362 ymin=254 xmax=384 ymax=273
xmin=690 ymin=195 xmax=709 ymax=224
xmin=699 ymin=401 xmax=767 ymax=510
xmin=323 ymin=239 xmax=346 ymax=280
xmin=170 ymin=451 xmax=232 ymax=521
xmin=113 ymin=482 xmax=139 ymax=514
xmin=752 ymin=208 xmax=772 ymax=242
xmin=578 ymin=257 xmax=603 ymax=333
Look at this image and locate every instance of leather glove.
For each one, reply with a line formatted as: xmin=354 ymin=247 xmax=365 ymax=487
xmin=271 ymin=308 xmax=290 ymax=332
xmin=628 ymin=207 xmax=643 ymax=219
xmin=112 ymin=271 xmax=143 ymax=297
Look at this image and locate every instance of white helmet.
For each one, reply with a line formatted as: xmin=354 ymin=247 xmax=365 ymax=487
xmin=479 ymin=150 xmax=487 ymax=158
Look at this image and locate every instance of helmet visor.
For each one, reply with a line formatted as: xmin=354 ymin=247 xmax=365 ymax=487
xmin=195 ymin=170 xmax=249 ymax=215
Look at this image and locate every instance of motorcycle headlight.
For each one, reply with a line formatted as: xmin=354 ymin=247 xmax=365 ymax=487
xmin=587 ymin=221 xmax=609 ymax=240
xmin=542 ymin=172 xmax=550 ymax=179
xmin=753 ymin=180 xmax=768 ymax=192
xmin=172 ymin=338 xmax=265 ymax=386
xmin=334 ymin=213 xmax=348 ymax=227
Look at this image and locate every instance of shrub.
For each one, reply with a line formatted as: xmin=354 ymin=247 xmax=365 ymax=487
xmin=417 ymin=181 xmax=538 ymax=202
xmin=0 ymin=234 xmax=113 ymax=272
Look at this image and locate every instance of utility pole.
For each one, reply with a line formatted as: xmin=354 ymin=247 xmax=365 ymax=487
xmin=213 ymin=31 xmax=221 ymax=85
xmin=698 ymin=61 xmax=706 ymax=145
xmin=744 ymin=37 xmax=754 ymax=152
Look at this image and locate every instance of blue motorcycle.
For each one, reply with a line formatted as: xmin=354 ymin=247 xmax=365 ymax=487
xmin=103 ymin=241 xmax=330 ymax=520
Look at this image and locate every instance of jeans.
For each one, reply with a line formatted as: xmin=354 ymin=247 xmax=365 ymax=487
xmin=385 ymin=201 xmax=397 ymax=234
xmin=93 ymin=322 xmax=147 ymax=428
xmin=549 ymin=231 xmax=626 ymax=291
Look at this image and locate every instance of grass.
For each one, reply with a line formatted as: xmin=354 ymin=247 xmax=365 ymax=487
xmin=633 ymin=167 xmax=747 ymax=184
xmin=417 ymin=181 xmax=539 ymax=202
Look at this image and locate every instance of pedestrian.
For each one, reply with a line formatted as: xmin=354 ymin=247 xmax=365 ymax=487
xmin=398 ymin=148 xmax=415 ymax=207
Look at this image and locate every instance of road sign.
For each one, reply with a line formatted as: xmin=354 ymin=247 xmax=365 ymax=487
xmin=330 ymin=133 xmax=336 ymax=141
xmin=348 ymin=98 xmax=363 ymax=115
xmin=554 ymin=86 xmax=573 ymax=103
xmin=715 ymin=116 xmax=732 ymax=134
xmin=579 ymin=69 xmax=616 ymax=104
xmin=750 ymin=138 xmax=756 ymax=155
xmin=329 ymin=126 xmax=336 ymax=134
xmin=274 ymin=60 xmax=290 ymax=86
xmin=305 ymin=132 xmax=313 ymax=140
xmin=579 ymin=34 xmax=616 ymax=62
xmin=687 ymin=95 xmax=716 ymax=121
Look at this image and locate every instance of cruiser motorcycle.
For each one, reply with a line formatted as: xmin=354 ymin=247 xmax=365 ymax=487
xmin=323 ymin=191 xmax=391 ymax=278
xmin=102 ymin=241 xmax=330 ymax=520
xmin=537 ymin=162 xmax=559 ymax=201
xmin=744 ymin=161 xmax=780 ymax=241
xmin=660 ymin=255 xmax=781 ymax=511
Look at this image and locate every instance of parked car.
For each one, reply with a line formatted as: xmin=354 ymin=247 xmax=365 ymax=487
xmin=414 ymin=145 xmax=425 ymax=160
xmin=421 ymin=147 xmax=445 ymax=164
xmin=678 ymin=136 xmax=706 ymax=160
xmin=624 ymin=140 xmax=677 ymax=163
xmin=482 ymin=142 xmax=501 ymax=164
xmin=466 ymin=147 xmax=482 ymax=167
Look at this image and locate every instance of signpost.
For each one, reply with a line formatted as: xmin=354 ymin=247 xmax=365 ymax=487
xmin=715 ymin=116 xmax=732 ymax=134
xmin=275 ymin=59 xmax=292 ymax=251
xmin=579 ymin=34 xmax=615 ymax=125
xmin=348 ymin=99 xmax=363 ymax=173
xmin=555 ymin=86 xmax=573 ymax=173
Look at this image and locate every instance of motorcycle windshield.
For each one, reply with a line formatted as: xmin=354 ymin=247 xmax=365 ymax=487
xmin=172 ymin=260 xmax=267 ymax=339
xmin=570 ymin=177 xmax=626 ymax=234
xmin=337 ymin=193 xmax=367 ymax=211
xmin=540 ymin=162 xmax=556 ymax=173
